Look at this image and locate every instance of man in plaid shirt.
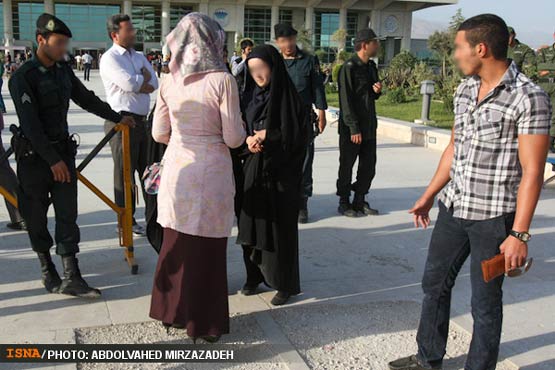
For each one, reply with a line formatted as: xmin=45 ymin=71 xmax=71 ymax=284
xmin=389 ymin=14 xmax=552 ymax=370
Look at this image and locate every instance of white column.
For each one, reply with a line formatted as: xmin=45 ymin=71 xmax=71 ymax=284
xmin=199 ymin=1 xmax=209 ymax=15
xmin=235 ymin=2 xmax=245 ymax=40
xmin=122 ymin=0 xmax=132 ymax=15
xmin=3 ymin=0 xmax=13 ymax=48
xmin=305 ymin=6 xmax=314 ymax=32
xmin=270 ymin=5 xmax=279 ymax=40
xmin=44 ymin=0 xmax=55 ymax=14
xmin=400 ymin=11 xmax=412 ymax=51
xmin=338 ymin=7 xmax=347 ymax=50
xmin=161 ymin=0 xmax=170 ymax=41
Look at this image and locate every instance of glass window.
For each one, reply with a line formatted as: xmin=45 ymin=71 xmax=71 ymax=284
xmin=278 ymin=9 xmax=292 ymax=25
xmin=55 ymin=3 xmax=121 ymax=43
xmin=314 ymin=11 xmax=339 ymax=63
xmin=0 ymin=3 xmax=3 ymax=38
xmin=244 ymin=7 xmax=271 ymax=46
xmin=14 ymin=2 xmax=44 ymax=41
xmin=346 ymin=12 xmax=358 ymax=53
xmin=132 ymin=4 xmax=161 ymax=43
xmin=170 ymin=5 xmax=193 ymax=30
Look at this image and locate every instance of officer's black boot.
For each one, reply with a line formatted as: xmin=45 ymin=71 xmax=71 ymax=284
xmin=37 ymin=252 xmax=62 ymax=293
xmin=353 ymin=194 xmax=379 ymax=216
xmin=338 ymin=196 xmax=359 ymax=217
xmin=298 ymin=198 xmax=309 ymax=224
xmin=58 ymin=254 xmax=101 ymax=298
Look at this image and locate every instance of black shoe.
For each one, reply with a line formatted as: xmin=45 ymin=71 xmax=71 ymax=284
xmin=388 ymin=355 xmax=441 ymax=370
xmin=7 ymin=220 xmax=27 ymax=231
xmin=58 ymin=254 xmax=101 ymax=298
xmin=37 ymin=252 xmax=62 ymax=293
xmin=201 ymin=335 xmax=221 ymax=343
xmin=338 ymin=202 xmax=363 ymax=217
xmin=271 ymin=291 xmax=290 ymax=305
xmin=354 ymin=201 xmax=379 ymax=216
xmin=240 ymin=283 xmax=260 ymax=296
xmin=132 ymin=223 xmax=146 ymax=236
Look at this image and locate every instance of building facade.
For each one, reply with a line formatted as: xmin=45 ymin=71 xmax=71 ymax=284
xmin=1 ymin=0 xmax=456 ymax=63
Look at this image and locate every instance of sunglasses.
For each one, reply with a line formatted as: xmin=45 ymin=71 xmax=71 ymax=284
xmin=505 ymin=257 xmax=533 ymax=278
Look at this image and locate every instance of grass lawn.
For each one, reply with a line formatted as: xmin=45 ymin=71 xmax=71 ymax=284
xmin=326 ymin=92 xmax=454 ymax=130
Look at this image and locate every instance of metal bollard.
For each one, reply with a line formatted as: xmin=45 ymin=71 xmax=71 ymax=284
xmin=415 ymin=80 xmax=435 ymax=125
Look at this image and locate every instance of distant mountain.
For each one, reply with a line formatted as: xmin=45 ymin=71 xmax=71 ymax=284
xmin=411 ymin=17 xmax=552 ymax=49
xmin=411 ymin=17 xmax=448 ymax=39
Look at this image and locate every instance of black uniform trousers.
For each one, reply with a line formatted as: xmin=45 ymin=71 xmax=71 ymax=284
xmin=336 ymin=134 xmax=377 ymax=198
xmin=0 ymin=135 xmax=23 ymax=224
xmin=104 ymin=114 xmax=148 ymax=219
xmin=16 ymin=152 xmax=79 ymax=255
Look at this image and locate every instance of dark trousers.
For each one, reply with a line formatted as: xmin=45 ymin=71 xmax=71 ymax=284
xmin=336 ymin=134 xmax=377 ymax=199
xmin=0 ymin=78 xmax=6 ymax=112
xmin=0 ymin=135 xmax=23 ymax=224
xmin=104 ymin=116 xmax=148 ymax=220
xmin=16 ymin=154 xmax=79 ymax=255
xmin=83 ymin=63 xmax=91 ymax=81
xmin=300 ymin=124 xmax=315 ymax=200
xmin=416 ymin=201 xmax=514 ymax=370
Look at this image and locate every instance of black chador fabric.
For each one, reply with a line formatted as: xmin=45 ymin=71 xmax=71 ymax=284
xmin=144 ymin=104 xmax=166 ymax=254
xmin=236 ymin=45 xmax=308 ymax=294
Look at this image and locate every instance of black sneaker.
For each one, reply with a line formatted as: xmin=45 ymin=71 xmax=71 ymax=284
xmin=132 ymin=223 xmax=146 ymax=236
xmin=354 ymin=201 xmax=379 ymax=216
xmin=388 ymin=355 xmax=441 ymax=370
xmin=240 ymin=283 xmax=259 ymax=296
xmin=271 ymin=291 xmax=291 ymax=305
xmin=7 ymin=220 xmax=27 ymax=231
xmin=338 ymin=202 xmax=363 ymax=217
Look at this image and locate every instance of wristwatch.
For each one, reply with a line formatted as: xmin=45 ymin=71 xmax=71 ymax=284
xmin=509 ymin=230 xmax=531 ymax=243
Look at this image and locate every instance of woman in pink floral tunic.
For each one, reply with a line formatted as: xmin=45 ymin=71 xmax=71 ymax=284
xmin=149 ymin=13 xmax=246 ymax=343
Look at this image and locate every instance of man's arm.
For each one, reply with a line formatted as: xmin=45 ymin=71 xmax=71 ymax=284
xmin=141 ymin=54 xmax=159 ymax=90
xmin=8 ymin=71 xmax=61 ymax=166
xmin=69 ymin=67 xmax=122 ymax=123
xmin=500 ymin=134 xmax=549 ymax=270
xmin=99 ymin=52 xmax=144 ymax=93
xmin=338 ymin=63 xmax=360 ymax=137
xmin=409 ymin=127 xmax=455 ymax=228
xmin=231 ymin=58 xmax=246 ymax=77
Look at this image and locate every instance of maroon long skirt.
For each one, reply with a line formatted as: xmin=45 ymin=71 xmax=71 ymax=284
xmin=149 ymin=228 xmax=230 ymax=338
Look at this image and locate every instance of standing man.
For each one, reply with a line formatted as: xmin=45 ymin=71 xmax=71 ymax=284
xmin=536 ymin=31 xmax=555 ymax=152
xmin=81 ymin=51 xmax=93 ymax=81
xmin=100 ymin=14 xmax=158 ymax=236
xmin=389 ymin=14 xmax=552 ymax=370
xmin=231 ymin=38 xmax=253 ymax=98
xmin=8 ymin=13 xmax=135 ymax=298
xmin=507 ymin=26 xmax=536 ymax=77
xmin=336 ymin=29 xmax=382 ymax=217
xmin=274 ymin=23 xmax=327 ymax=223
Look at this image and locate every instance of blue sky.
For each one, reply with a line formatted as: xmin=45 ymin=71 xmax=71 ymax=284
xmin=414 ymin=0 xmax=554 ymax=48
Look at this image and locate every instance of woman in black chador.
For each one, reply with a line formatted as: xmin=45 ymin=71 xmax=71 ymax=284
xmin=235 ymin=45 xmax=308 ymax=306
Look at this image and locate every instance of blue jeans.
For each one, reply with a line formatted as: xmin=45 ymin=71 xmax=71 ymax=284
xmin=416 ymin=201 xmax=514 ymax=370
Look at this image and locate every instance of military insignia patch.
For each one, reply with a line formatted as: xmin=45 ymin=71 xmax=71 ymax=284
xmin=46 ymin=20 xmax=55 ymax=31
xmin=21 ymin=93 xmax=31 ymax=104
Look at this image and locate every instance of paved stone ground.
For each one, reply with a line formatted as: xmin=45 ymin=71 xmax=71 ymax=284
xmin=0 ymin=71 xmax=553 ymax=370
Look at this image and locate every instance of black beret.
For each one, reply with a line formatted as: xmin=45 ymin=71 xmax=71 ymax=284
xmin=274 ymin=23 xmax=297 ymax=39
xmin=36 ymin=13 xmax=72 ymax=38
xmin=354 ymin=28 xmax=377 ymax=44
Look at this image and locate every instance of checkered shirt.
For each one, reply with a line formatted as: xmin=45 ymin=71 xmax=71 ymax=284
xmin=438 ymin=61 xmax=552 ymax=220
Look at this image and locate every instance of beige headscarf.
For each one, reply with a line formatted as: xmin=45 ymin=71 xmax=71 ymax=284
xmin=165 ymin=12 xmax=227 ymax=81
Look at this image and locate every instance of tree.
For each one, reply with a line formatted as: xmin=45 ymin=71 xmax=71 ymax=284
xmin=297 ymin=28 xmax=313 ymax=52
xmin=428 ymin=30 xmax=452 ymax=78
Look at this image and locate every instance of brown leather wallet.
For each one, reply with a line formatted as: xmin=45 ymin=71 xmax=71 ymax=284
xmin=481 ymin=254 xmax=506 ymax=283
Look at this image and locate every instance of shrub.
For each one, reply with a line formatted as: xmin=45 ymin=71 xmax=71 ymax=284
xmin=386 ymin=87 xmax=408 ymax=104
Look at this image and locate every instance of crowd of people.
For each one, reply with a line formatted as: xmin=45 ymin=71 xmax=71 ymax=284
xmin=0 ymin=9 xmax=553 ymax=370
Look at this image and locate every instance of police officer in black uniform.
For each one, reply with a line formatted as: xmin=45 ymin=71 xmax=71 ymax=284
xmin=274 ymin=23 xmax=328 ymax=223
xmin=336 ymin=28 xmax=382 ymax=217
xmin=9 ymin=14 xmax=135 ymax=298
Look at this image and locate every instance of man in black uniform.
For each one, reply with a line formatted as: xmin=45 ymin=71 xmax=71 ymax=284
xmin=274 ymin=23 xmax=327 ymax=223
xmin=9 ymin=13 xmax=135 ymax=298
xmin=336 ymin=28 xmax=382 ymax=217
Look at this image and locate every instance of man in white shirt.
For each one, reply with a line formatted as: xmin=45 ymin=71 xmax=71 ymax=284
xmin=100 ymin=14 xmax=158 ymax=236
xmin=82 ymin=52 xmax=93 ymax=80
